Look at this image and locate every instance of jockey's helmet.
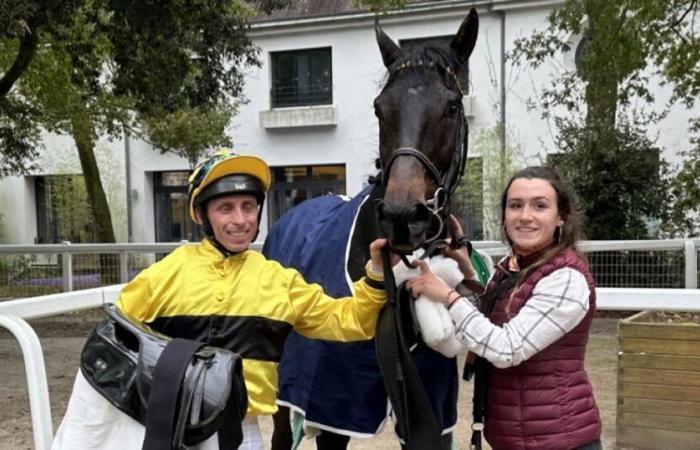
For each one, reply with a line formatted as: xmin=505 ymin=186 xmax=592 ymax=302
xmin=188 ymin=149 xmax=271 ymax=237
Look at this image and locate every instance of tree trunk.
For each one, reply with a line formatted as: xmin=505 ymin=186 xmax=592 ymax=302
xmin=71 ymin=112 xmax=115 ymax=243
xmin=578 ymin=0 xmax=625 ymax=239
xmin=71 ymin=110 xmax=118 ymax=284
xmin=0 ymin=23 xmax=39 ymax=98
xmin=583 ymin=0 xmax=620 ymax=131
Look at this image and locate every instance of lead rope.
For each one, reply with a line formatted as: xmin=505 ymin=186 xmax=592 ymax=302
xmin=381 ymin=246 xmax=410 ymax=438
xmin=378 ymin=244 xmax=448 ymax=449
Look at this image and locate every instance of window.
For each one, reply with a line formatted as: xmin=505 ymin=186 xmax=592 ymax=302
xmin=400 ymin=36 xmax=470 ymax=94
xmin=271 ymin=47 xmax=332 ymax=108
xmin=574 ymin=33 xmax=589 ymax=76
xmin=268 ymin=165 xmax=346 ymax=225
xmin=154 ymin=171 xmax=203 ymax=243
xmin=35 ymin=175 xmax=96 ymax=243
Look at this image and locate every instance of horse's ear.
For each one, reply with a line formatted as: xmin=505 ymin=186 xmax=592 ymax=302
xmin=375 ymin=18 xmax=402 ymax=68
xmin=450 ymin=8 xmax=479 ymax=65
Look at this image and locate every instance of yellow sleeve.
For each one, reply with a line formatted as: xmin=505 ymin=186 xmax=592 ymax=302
xmin=288 ymin=266 xmax=387 ymax=341
xmin=115 ymin=269 xmax=154 ymax=321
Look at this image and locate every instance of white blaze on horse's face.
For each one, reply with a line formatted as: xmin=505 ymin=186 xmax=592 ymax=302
xmin=374 ymin=9 xmax=478 ymax=254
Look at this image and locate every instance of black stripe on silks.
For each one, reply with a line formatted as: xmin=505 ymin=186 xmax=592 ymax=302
xmin=148 ymin=315 xmax=293 ymax=362
xmin=365 ymin=276 xmax=386 ymax=290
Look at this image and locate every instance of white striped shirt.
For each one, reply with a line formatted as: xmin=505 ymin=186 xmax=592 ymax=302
xmin=449 ymin=267 xmax=590 ymax=369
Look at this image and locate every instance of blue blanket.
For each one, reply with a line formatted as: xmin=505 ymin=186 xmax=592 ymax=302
xmin=263 ymin=184 xmax=457 ymax=436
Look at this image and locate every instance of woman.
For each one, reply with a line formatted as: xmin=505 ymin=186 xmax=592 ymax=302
xmin=409 ymin=166 xmax=602 ymax=450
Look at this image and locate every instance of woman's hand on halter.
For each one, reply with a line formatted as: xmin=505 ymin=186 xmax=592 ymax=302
xmin=369 ymin=238 xmax=400 ymax=275
xmin=443 ymin=215 xmax=476 ymax=280
xmin=407 ymin=260 xmax=454 ymax=305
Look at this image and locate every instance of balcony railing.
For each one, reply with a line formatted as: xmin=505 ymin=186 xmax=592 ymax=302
xmin=270 ymin=84 xmax=332 ymax=108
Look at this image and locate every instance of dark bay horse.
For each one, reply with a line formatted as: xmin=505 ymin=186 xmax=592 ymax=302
xmin=263 ymin=9 xmax=479 ymax=449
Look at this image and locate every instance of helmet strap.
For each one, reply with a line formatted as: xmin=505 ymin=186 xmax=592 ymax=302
xmin=252 ymin=198 xmax=265 ymax=242
xmin=208 ymin=235 xmax=239 ymax=258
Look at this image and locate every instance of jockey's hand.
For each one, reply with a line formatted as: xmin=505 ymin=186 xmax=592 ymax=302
xmin=407 ymin=260 xmax=454 ymax=305
xmin=369 ymin=238 xmax=400 ymax=275
xmin=443 ymin=215 xmax=476 ymax=280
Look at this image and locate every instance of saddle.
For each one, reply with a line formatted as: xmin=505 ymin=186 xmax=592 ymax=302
xmin=80 ymin=303 xmax=248 ymax=450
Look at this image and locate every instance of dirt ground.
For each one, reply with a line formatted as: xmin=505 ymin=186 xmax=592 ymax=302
xmin=0 ymin=311 xmax=618 ymax=450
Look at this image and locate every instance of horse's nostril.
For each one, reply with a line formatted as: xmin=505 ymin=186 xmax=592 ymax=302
xmin=407 ymin=204 xmax=430 ymax=237
xmin=376 ymin=200 xmax=432 ymax=252
xmin=411 ymin=204 xmax=430 ymax=222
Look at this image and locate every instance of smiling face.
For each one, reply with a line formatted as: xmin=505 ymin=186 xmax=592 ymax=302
xmin=504 ymin=177 xmax=564 ymax=256
xmin=201 ymin=194 xmax=259 ymax=252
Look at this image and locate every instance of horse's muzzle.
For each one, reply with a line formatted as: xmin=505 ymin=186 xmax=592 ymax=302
xmin=376 ymin=200 xmax=431 ymax=254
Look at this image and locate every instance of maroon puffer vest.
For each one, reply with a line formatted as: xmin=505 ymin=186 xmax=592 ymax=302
xmin=484 ymin=249 xmax=601 ymax=450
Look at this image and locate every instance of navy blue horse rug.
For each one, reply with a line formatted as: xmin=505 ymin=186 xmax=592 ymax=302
xmin=263 ymin=184 xmax=458 ymax=437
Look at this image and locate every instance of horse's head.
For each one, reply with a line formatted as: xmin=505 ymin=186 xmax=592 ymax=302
xmin=374 ymin=9 xmax=478 ymax=254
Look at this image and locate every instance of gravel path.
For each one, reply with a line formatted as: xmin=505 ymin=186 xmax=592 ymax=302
xmin=0 ymin=312 xmax=619 ymax=449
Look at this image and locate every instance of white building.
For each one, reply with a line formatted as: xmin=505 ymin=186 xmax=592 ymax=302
xmin=0 ymin=0 xmax=695 ymax=244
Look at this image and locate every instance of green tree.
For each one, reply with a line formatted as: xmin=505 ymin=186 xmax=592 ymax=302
xmin=0 ymin=0 xmax=292 ymax=245
xmin=143 ymin=106 xmax=234 ymax=168
xmin=662 ymin=123 xmax=700 ymax=237
xmin=48 ymin=175 xmax=96 ymax=242
xmin=453 ymin=124 xmax=525 ymax=240
xmin=510 ymin=0 xmax=699 ymax=239
xmin=1 ymin=0 xmax=407 ymax=245
xmin=552 ymin=119 xmax=668 ymax=239
xmin=0 ymin=2 xmax=81 ymax=176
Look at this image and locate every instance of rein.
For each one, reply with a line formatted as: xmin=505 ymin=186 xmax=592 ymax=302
xmin=376 ymin=246 xmax=445 ymax=449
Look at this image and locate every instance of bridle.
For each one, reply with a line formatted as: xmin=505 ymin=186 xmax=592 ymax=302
xmin=375 ymin=65 xmax=469 ymax=445
xmin=379 ymin=60 xmax=469 ymax=262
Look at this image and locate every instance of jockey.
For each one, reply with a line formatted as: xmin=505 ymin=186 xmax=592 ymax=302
xmin=52 ymin=149 xmax=396 ymax=450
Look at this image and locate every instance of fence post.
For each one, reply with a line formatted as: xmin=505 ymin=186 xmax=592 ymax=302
xmin=685 ymin=240 xmax=698 ymax=289
xmin=119 ymin=251 xmax=128 ymax=283
xmin=0 ymin=315 xmax=54 ymax=450
xmin=61 ymin=241 xmax=73 ymax=292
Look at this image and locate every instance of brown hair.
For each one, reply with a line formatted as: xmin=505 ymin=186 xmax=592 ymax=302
xmin=500 ymin=166 xmax=586 ymax=313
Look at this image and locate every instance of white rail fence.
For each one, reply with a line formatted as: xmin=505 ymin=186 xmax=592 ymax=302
xmin=1 ymin=240 xmax=699 ymax=449
xmin=1 ymin=240 xmax=698 ymax=295
xmin=473 ymin=239 xmax=699 ymax=289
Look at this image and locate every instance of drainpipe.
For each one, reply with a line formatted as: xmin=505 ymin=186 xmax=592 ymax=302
xmin=124 ymin=128 xmax=133 ymax=243
xmin=499 ymin=10 xmax=507 ymax=180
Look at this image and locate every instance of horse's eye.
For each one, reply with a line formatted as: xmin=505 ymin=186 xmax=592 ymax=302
xmin=447 ymin=101 xmax=462 ymax=117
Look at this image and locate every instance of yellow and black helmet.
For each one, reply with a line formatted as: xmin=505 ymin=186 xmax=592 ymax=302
xmin=188 ymin=149 xmax=271 ymax=224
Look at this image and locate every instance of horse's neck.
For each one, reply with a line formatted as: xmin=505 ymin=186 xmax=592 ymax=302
xmin=347 ymin=184 xmax=383 ymax=282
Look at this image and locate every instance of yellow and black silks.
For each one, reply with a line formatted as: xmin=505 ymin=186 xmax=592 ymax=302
xmin=117 ymin=238 xmax=386 ymax=417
